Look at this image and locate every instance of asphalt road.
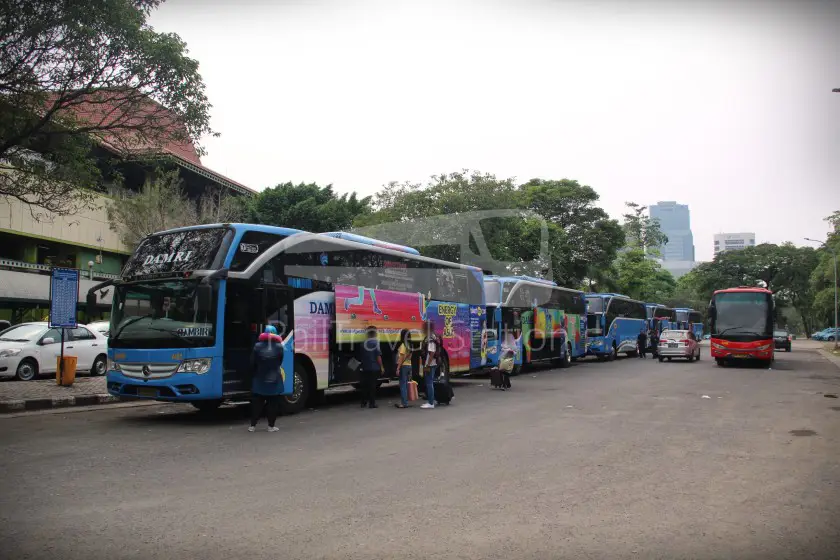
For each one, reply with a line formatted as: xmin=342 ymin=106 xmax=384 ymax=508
xmin=2 ymin=345 xmax=839 ymax=560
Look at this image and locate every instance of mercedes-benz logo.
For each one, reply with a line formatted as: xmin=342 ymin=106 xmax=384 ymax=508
xmin=142 ymin=365 xmax=152 ymax=377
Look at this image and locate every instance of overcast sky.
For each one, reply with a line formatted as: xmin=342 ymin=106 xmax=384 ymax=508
xmin=150 ymin=0 xmax=840 ymax=262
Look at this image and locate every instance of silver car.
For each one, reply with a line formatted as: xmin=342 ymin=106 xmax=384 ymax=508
xmin=657 ymin=330 xmax=701 ymax=362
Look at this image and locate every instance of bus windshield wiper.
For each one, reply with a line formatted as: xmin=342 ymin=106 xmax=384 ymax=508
xmin=111 ymin=314 xmax=155 ymax=341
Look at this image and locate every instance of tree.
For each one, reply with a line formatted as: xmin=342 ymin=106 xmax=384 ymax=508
xmin=810 ymin=210 xmax=840 ymax=329
xmin=245 ymin=182 xmax=372 ymax=232
xmin=613 ymin=248 xmax=677 ymax=302
xmin=0 ymin=0 xmax=215 ymax=216
xmin=356 ymin=171 xmax=625 ymax=288
xmin=622 ymin=202 xmax=668 ymax=254
xmin=106 ymin=168 xmax=243 ymax=248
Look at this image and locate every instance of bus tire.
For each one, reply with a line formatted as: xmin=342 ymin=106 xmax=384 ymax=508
xmin=191 ymin=399 xmax=223 ymax=413
xmin=558 ymin=344 xmax=572 ymax=368
xmin=279 ymin=361 xmax=309 ymax=415
xmin=716 ymin=358 xmax=725 ymax=367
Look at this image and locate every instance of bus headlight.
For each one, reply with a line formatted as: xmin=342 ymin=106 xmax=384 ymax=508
xmin=177 ymin=358 xmax=212 ymax=374
xmin=756 ymin=344 xmax=771 ymax=351
xmin=711 ymin=342 xmax=727 ymax=350
xmin=109 ymin=360 xmax=121 ymax=372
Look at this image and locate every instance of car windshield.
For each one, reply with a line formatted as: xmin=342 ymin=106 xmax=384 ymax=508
xmin=109 ymin=280 xmax=217 ymax=349
xmin=0 ymin=324 xmax=47 ymax=342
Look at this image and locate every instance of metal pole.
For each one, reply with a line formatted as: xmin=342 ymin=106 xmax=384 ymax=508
xmin=833 ymin=250 xmax=838 ymax=351
xmin=59 ymin=327 xmax=65 ymax=385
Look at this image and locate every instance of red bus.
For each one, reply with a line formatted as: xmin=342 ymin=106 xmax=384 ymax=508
xmin=708 ymin=286 xmax=774 ymax=367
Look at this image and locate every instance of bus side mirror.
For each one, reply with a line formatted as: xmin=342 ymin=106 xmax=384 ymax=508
xmin=86 ymin=292 xmax=97 ymax=319
xmin=196 ymin=284 xmax=213 ymax=314
xmin=707 ymin=305 xmax=716 ymax=320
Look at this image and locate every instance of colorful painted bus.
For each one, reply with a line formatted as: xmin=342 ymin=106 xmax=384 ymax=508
xmin=90 ymin=224 xmax=486 ymax=414
xmin=483 ymin=276 xmax=586 ymax=372
xmin=585 ymin=293 xmax=647 ymax=360
xmin=675 ymin=308 xmax=704 ymax=340
xmin=708 ymin=287 xmax=774 ymax=367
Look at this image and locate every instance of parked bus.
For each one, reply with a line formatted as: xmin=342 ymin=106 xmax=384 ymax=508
xmin=89 ymin=224 xmax=486 ymax=414
xmin=483 ymin=276 xmax=586 ymax=372
xmin=585 ymin=293 xmax=647 ymax=360
xmin=645 ymin=303 xmax=677 ymax=335
xmin=708 ymin=287 xmax=774 ymax=367
xmin=675 ymin=307 xmax=704 ymax=339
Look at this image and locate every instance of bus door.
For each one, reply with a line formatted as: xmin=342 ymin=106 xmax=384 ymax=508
xmin=262 ymin=285 xmax=296 ymax=396
xmin=484 ymin=306 xmax=501 ymax=367
xmin=501 ymin=308 xmax=523 ymax=365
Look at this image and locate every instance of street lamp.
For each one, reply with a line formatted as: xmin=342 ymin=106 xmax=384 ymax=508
xmin=805 ymin=238 xmax=838 ymax=350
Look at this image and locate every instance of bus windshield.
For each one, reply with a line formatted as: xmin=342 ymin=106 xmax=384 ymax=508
xmin=713 ymin=292 xmax=772 ymax=339
xmin=109 ymin=280 xmax=217 ymax=349
xmin=586 ymin=297 xmax=604 ymax=313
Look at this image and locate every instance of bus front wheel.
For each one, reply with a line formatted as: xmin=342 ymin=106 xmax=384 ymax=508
xmin=279 ymin=362 xmax=310 ymax=415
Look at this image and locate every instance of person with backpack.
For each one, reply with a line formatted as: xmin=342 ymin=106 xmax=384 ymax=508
xmin=357 ymin=326 xmax=384 ymax=409
xmin=249 ymin=325 xmax=285 ymax=432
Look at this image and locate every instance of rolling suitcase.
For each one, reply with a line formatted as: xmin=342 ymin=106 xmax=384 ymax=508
xmin=434 ymin=377 xmax=454 ymax=405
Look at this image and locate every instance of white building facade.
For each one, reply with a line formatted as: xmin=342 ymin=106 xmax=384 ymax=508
xmin=714 ymin=232 xmax=756 ymax=255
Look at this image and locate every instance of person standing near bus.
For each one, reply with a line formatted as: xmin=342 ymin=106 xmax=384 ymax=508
xmin=249 ymin=325 xmax=284 ymax=432
xmin=637 ymin=328 xmax=648 ymax=359
xmin=357 ymin=326 xmax=383 ymax=409
xmin=421 ymin=321 xmax=441 ymax=409
xmin=395 ymin=329 xmax=413 ymax=409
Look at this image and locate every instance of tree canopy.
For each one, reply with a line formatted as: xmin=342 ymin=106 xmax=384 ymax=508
xmin=106 ymin=168 xmax=242 ymax=248
xmin=244 ymin=182 xmax=372 ymax=233
xmin=353 ymin=170 xmax=624 ymax=288
xmin=0 ymin=0 xmax=215 ymax=216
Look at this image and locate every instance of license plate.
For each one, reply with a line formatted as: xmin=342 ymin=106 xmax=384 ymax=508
xmin=731 ymin=353 xmax=749 ymax=358
xmin=138 ymin=387 xmax=158 ymax=398
xmin=668 ymin=343 xmax=678 ymax=348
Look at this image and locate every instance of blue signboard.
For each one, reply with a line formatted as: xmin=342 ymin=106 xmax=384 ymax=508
xmin=49 ymin=267 xmax=80 ymax=328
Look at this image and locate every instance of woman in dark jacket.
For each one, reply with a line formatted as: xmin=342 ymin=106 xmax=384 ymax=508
xmin=249 ymin=325 xmax=285 ymax=432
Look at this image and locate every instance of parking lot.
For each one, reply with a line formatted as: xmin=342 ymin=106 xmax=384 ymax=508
xmin=1 ymin=343 xmax=839 ymax=559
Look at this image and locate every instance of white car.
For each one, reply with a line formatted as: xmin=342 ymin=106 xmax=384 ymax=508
xmin=87 ymin=320 xmax=111 ymax=337
xmin=0 ymin=322 xmax=109 ymax=381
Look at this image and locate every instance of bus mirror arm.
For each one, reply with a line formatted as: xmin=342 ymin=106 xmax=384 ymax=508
xmin=196 ymin=268 xmax=228 ymax=314
xmin=86 ymin=279 xmax=116 ymax=318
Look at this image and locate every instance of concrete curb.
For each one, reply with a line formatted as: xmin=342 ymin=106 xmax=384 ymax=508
xmin=818 ymin=349 xmax=840 ymax=371
xmin=0 ymin=394 xmax=120 ymax=414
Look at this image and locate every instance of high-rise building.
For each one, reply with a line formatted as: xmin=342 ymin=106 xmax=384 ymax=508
xmin=649 ymin=201 xmax=695 ymax=261
xmin=714 ymin=233 xmax=756 ymax=255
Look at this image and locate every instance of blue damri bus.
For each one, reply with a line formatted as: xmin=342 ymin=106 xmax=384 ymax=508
xmin=585 ymin=293 xmax=647 ymax=360
xmin=645 ymin=303 xmax=677 ymax=335
xmin=483 ymin=276 xmax=587 ymax=372
xmin=88 ymin=224 xmax=486 ymax=414
xmin=674 ymin=308 xmax=704 ymax=340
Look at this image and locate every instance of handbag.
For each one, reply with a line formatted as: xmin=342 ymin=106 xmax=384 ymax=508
xmin=407 ymin=380 xmax=419 ymax=402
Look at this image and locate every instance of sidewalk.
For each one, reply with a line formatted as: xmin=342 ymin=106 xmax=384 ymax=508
xmin=0 ymin=376 xmax=119 ymax=413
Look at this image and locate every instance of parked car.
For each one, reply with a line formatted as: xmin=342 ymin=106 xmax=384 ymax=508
xmin=0 ymin=322 xmax=108 ymax=381
xmin=773 ymin=329 xmax=792 ymax=352
xmin=87 ymin=320 xmax=110 ymax=337
xmin=657 ymin=329 xmax=701 ymax=362
xmin=813 ymin=328 xmax=839 ymax=341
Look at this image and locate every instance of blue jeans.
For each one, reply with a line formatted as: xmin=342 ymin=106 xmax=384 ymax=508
xmin=399 ymin=365 xmax=412 ymax=405
xmin=425 ymin=365 xmax=437 ymax=405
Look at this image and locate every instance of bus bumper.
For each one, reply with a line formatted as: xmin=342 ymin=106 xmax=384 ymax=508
xmin=106 ymin=370 xmax=223 ymax=401
xmin=710 ymin=342 xmax=773 ymax=361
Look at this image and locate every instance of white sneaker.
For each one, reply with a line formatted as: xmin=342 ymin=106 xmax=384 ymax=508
xmin=267 ymin=426 xmax=280 ymax=432
xmin=248 ymin=426 xmax=256 ymax=432
xmin=420 ymin=403 xmax=435 ymax=409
